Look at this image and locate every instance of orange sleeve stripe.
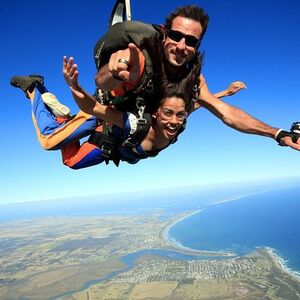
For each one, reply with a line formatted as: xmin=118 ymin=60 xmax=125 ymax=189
xmin=32 ymin=110 xmax=92 ymax=150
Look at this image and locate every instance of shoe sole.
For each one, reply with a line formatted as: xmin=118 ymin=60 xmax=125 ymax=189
xmin=10 ymin=75 xmax=44 ymax=97
xmin=41 ymin=92 xmax=70 ymax=117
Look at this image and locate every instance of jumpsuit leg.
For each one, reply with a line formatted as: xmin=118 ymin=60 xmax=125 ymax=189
xmin=31 ymin=87 xmax=98 ymax=150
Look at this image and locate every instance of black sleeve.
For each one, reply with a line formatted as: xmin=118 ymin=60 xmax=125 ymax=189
xmin=94 ymin=21 xmax=162 ymax=70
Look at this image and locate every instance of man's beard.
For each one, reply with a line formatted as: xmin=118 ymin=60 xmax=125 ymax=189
xmin=163 ymin=55 xmax=190 ymax=83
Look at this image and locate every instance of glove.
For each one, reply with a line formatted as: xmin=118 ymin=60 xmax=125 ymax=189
xmin=275 ymin=129 xmax=300 ymax=145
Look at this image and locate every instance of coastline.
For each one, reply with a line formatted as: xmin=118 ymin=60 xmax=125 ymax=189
xmin=161 ymin=209 xmax=235 ymax=257
xmin=162 ymin=210 xmax=300 ymax=284
xmin=265 ymin=247 xmax=300 ymax=283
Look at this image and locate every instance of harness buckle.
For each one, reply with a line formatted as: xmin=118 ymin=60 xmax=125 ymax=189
xmin=101 ymin=140 xmax=114 ymax=160
xmin=136 ymin=97 xmax=146 ymax=122
xmin=122 ymin=140 xmax=136 ymax=148
xmin=137 ymin=118 xmax=147 ymax=124
xmin=94 ymin=88 xmax=111 ymax=105
xmin=192 ymin=82 xmax=200 ymax=101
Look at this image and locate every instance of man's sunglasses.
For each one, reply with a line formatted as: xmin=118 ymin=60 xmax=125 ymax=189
xmin=167 ymin=30 xmax=200 ymax=48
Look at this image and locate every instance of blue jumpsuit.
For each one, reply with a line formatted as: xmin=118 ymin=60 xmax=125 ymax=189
xmin=32 ymin=87 xmax=152 ymax=169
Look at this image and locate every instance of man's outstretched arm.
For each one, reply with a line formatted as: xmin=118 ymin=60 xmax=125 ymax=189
xmin=196 ymin=81 xmax=300 ymax=151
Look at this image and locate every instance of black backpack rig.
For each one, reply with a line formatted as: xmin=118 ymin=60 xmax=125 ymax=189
xmin=88 ymin=0 xmax=189 ymax=166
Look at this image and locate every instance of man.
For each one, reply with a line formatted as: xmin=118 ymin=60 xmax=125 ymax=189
xmin=93 ymin=5 xmax=208 ymax=103
xmin=93 ymin=4 xmax=300 ymax=150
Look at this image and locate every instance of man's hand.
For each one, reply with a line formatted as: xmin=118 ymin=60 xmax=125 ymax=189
xmin=275 ymin=130 xmax=300 ymax=151
xmin=108 ymin=43 xmax=141 ymax=82
xmin=278 ymin=136 xmax=300 ymax=150
xmin=226 ymin=81 xmax=247 ymax=96
xmin=210 ymin=80 xmax=247 ymax=100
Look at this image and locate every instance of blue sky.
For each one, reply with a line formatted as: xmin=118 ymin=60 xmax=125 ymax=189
xmin=1 ymin=0 xmax=300 ymax=204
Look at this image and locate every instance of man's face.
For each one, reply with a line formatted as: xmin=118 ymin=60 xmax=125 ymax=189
xmin=164 ymin=16 xmax=202 ymax=68
xmin=154 ymin=97 xmax=187 ymax=140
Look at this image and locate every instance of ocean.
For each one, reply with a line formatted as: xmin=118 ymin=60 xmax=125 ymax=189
xmin=168 ymin=185 xmax=300 ymax=277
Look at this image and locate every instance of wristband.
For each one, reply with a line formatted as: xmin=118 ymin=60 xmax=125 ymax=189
xmin=274 ymin=129 xmax=284 ymax=140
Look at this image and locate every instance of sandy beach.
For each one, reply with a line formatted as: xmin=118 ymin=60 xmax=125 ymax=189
xmin=161 ymin=209 xmax=235 ymax=257
xmin=265 ymin=247 xmax=300 ymax=283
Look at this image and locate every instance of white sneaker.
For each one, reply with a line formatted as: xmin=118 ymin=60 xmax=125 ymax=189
xmin=41 ymin=92 xmax=70 ymax=117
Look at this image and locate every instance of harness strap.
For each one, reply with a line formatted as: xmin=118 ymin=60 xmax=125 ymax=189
xmin=122 ymin=97 xmax=152 ymax=149
xmin=125 ymin=0 xmax=132 ymax=21
xmin=88 ymin=130 xmax=120 ymax=167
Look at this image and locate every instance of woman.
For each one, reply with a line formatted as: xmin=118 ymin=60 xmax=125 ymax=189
xmin=61 ymin=54 xmax=194 ymax=168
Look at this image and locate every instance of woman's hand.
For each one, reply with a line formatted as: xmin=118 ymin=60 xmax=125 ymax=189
xmin=62 ymin=56 xmax=84 ymax=99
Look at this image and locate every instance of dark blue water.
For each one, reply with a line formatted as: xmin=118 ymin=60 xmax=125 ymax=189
xmin=169 ymin=186 xmax=300 ymax=274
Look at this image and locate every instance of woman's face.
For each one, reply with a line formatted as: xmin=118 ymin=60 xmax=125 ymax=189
xmin=154 ymin=96 xmax=188 ymax=140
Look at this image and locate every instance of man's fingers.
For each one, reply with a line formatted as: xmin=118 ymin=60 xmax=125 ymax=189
xmin=118 ymin=70 xmax=131 ymax=81
xmin=281 ymin=136 xmax=300 ymax=151
xmin=109 ymin=53 xmax=129 ymax=76
xmin=108 ymin=44 xmax=140 ymax=82
xmin=237 ymin=82 xmax=247 ymax=89
xmin=232 ymin=81 xmax=247 ymax=89
xmin=127 ymin=43 xmax=140 ymax=81
xmin=119 ymin=66 xmax=139 ymax=82
xmin=128 ymin=43 xmax=140 ymax=67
